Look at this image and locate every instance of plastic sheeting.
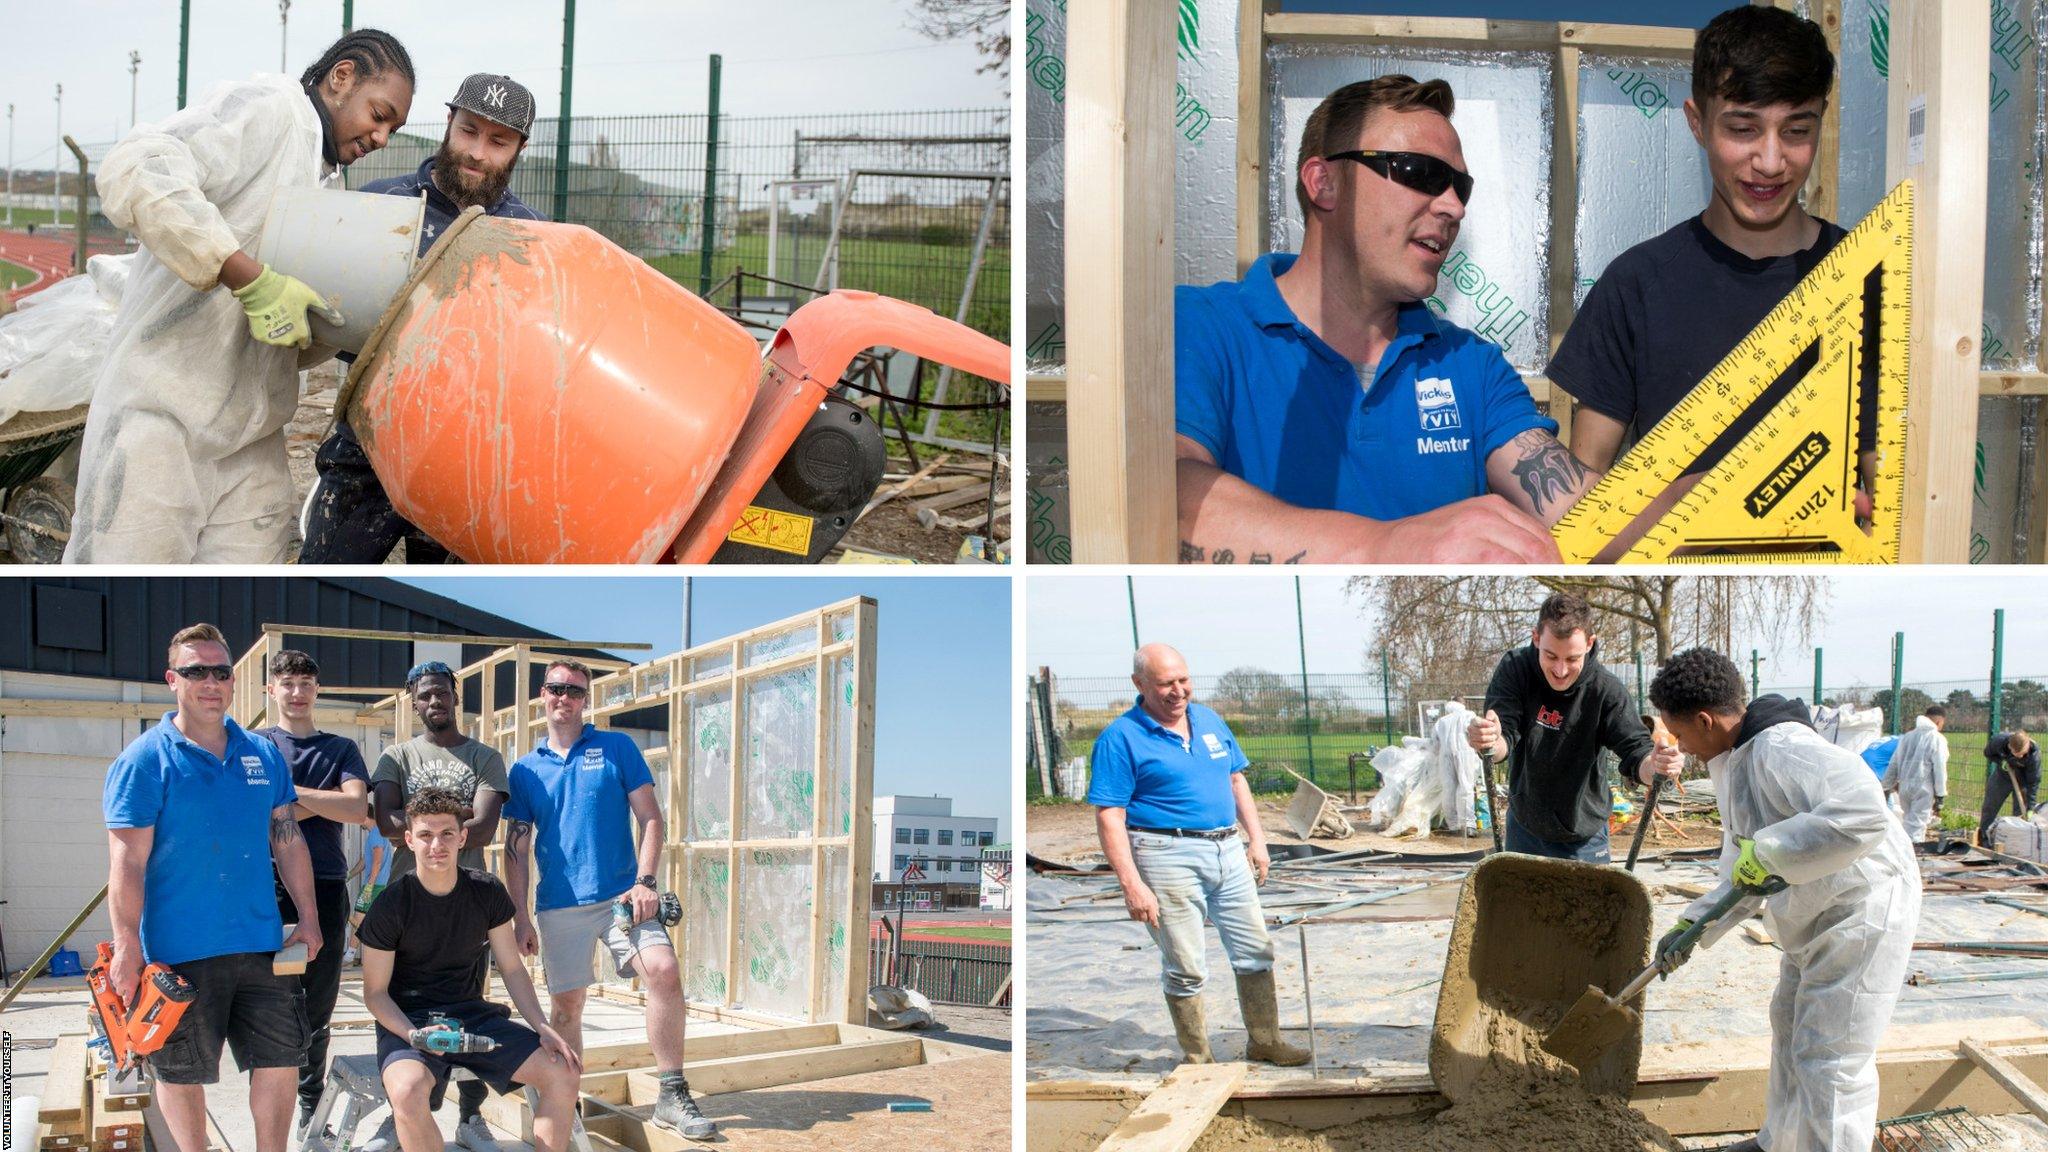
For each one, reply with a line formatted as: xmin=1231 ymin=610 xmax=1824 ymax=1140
xmin=742 ymin=667 xmax=819 ymax=840
xmin=1265 ymin=45 xmax=1552 ymax=370
xmin=825 ymin=654 xmax=856 ymax=838
xmin=735 ymin=848 xmax=814 ymax=1019
xmin=1813 ymin=702 xmax=1884 ymax=756
xmin=684 ymin=685 xmax=733 ymax=840
xmin=824 ymin=846 xmax=852 ymax=1017
xmin=1426 ymin=704 xmax=1483 ymax=834
xmin=0 ymin=254 xmax=134 ymax=425
xmin=1022 ymin=0 xmax=1242 ymax=376
xmin=1365 ymin=739 xmax=1431 ymax=831
xmin=1573 ymin=58 xmax=1708 ymax=308
xmin=685 ymin=850 xmax=731 ymax=1004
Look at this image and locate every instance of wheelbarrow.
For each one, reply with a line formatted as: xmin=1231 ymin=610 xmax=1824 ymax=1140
xmin=0 ymin=403 xmax=86 ymax=563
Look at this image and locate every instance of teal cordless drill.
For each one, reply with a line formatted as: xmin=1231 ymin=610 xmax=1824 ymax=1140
xmin=408 ymin=1012 xmax=498 ymax=1054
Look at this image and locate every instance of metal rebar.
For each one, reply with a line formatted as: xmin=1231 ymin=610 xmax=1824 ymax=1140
xmin=1298 ymin=924 xmax=1318 ymax=1078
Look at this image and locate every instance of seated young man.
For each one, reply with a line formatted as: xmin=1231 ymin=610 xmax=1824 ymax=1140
xmin=1550 ymin=7 xmax=1870 ymax=529
xmin=357 ymin=789 xmax=583 ymax=1152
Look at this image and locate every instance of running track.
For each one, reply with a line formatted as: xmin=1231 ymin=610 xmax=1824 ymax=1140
xmin=0 ymin=228 xmax=128 ymax=305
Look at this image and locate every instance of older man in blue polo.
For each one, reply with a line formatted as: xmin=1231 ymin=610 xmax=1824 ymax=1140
xmin=1088 ymin=642 xmax=1308 ymax=1067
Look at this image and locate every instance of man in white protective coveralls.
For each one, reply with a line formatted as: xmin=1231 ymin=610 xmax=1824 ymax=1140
xmin=64 ymin=30 xmax=416 ymax=563
xmin=1882 ymin=704 xmax=1949 ymax=842
xmin=1649 ymin=647 xmax=1919 ymax=1152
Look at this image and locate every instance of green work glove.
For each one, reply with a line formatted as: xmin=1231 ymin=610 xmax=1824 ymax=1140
xmin=1654 ymin=918 xmax=1696 ymax=975
xmin=1733 ymin=837 xmax=1778 ymax=890
xmin=233 ymin=264 xmax=343 ymax=349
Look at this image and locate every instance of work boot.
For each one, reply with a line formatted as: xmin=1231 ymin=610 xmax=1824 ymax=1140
xmin=455 ymin=1115 xmax=503 ymax=1152
xmin=1236 ymin=971 xmax=1311 ymax=1066
xmin=1164 ymin=994 xmax=1213 ymax=1064
xmin=1720 ymin=1140 xmax=1762 ymax=1152
xmin=650 ymin=1073 xmax=718 ymax=1140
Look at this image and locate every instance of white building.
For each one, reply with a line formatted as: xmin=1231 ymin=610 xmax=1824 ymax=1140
xmin=873 ymin=795 xmax=998 ymax=884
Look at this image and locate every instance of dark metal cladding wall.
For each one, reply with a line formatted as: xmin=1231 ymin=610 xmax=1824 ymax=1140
xmin=0 ymin=578 xmax=570 ymax=704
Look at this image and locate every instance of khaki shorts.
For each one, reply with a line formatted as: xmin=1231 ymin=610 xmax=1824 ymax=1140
xmin=536 ymin=898 xmax=673 ymax=994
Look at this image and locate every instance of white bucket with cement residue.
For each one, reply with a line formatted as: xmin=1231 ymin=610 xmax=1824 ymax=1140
xmin=256 ymin=186 xmax=424 ymax=353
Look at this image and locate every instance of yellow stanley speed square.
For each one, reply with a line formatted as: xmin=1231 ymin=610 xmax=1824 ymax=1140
xmin=1551 ymin=179 xmax=1912 ymax=564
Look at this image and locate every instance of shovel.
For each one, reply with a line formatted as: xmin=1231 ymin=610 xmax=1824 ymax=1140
xmin=1542 ymin=876 xmax=1784 ymax=1069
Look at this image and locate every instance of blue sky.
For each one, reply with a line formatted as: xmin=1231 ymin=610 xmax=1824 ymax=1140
xmin=393 ymin=575 xmax=1013 ymax=842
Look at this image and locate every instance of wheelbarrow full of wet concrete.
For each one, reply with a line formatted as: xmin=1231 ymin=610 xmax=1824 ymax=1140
xmin=1428 ymin=853 xmax=1654 ymax=1101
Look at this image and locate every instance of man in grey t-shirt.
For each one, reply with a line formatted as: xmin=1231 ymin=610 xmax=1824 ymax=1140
xmin=363 ymin=661 xmax=510 ymax=1152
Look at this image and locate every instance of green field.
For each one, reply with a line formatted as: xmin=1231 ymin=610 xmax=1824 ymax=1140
xmin=0 ymin=207 xmax=81 ymax=229
xmin=0 ymin=258 xmax=36 ymax=290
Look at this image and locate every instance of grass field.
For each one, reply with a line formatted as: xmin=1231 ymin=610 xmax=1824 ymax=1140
xmin=0 ymin=207 xmax=78 ymax=229
xmin=0 ymin=258 xmax=37 ymax=290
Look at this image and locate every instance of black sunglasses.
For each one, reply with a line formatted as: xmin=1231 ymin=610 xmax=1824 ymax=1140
xmin=173 ymin=664 xmax=235 ymax=683
xmin=1325 ymin=150 xmax=1473 ymax=205
xmin=541 ymin=682 xmax=590 ymax=700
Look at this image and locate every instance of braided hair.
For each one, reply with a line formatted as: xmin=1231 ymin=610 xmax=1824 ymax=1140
xmin=299 ymin=28 xmax=415 ymax=91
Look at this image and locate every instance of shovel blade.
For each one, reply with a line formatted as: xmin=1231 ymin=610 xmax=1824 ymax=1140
xmin=1541 ymin=983 xmax=1639 ymax=1069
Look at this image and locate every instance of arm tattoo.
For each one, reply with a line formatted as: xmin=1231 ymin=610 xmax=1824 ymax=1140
xmin=1209 ymin=548 xmax=1234 ymax=564
xmin=1249 ymin=552 xmax=1272 ymax=564
xmin=1507 ymin=430 xmax=1591 ymax=516
xmin=1284 ymin=550 xmax=1307 ymax=563
xmin=1179 ymin=540 xmax=1205 ymax=563
xmin=270 ymin=812 xmax=302 ymax=845
xmin=507 ymin=819 xmax=533 ymax=854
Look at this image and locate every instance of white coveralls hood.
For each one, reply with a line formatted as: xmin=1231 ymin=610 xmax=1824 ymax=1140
xmin=1883 ymin=715 xmax=1949 ymax=841
xmin=1684 ymin=713 xmax=1920 ymax=1152
xmin=65 ymin=73 xmax=335 ymax=563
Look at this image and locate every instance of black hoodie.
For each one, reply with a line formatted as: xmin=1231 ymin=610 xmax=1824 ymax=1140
xmin=1485 ymin=643 xmax=1655 ymax=844
xmin=1735 ymin=694 xmax=1817 ymax=748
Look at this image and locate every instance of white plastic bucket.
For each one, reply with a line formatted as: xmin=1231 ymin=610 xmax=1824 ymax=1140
xmin=255 ymin=186 xmax=425 ymax=353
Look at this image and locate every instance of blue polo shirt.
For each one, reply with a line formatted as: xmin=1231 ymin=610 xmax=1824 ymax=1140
xmin=1086 ymin=701 xmax=1248 ymax=830
xmin=103 ymin=714 xmax=298 ymax=966
xmin=505 ymin=725 xmax=655 ymax=912
xmin=1176 ymin=253 xmax=1555 ymax=520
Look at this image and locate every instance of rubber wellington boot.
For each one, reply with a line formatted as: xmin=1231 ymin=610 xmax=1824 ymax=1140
xmin=1164 ymin=995 xmax=1214 ymax=1064
xmin=1236 ymin=971 xmax=1311 ymax=1066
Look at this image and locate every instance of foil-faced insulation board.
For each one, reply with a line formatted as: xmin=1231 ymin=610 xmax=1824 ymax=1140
xmin=1023 ymin=0 xmax=1242 ymax=377
xmin=1573 ymin=57 xmax=1708 ymax=309
xmin=1264 ymin=44 xmax=1553 ymax=371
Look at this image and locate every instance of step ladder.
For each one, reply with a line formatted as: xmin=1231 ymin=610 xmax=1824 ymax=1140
xmin=299 ymin=1056 xmax=589 ymax=1152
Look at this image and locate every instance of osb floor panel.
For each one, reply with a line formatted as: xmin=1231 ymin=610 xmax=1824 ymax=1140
xmin=688 ymin=1052 xmax=1012 ymax=1151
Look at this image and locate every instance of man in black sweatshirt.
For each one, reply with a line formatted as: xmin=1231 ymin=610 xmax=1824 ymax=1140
xmin=1466 ymin=592 xmax=1679 ymax=861
xmin=1980 ymin=729 xmax=2040 ymax=847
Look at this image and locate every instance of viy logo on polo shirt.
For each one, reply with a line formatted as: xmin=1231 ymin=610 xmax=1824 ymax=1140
xmin=1415 ymin=377 xmax=1462 ymax=432
xmin=241 ymin=755 xmax=268 ymax=784
xmin=1201 ymin=732 xmax=1228 ymax=759
xmin=582 ymin=747 xmax=606 ymax=771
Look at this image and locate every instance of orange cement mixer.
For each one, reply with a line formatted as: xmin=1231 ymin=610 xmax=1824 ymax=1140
xmin=338 ymin=208 xmax=1010 ymax=564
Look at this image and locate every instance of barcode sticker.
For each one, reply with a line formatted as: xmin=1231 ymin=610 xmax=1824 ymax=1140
xmin=1906 ymin=96 xmax=1927 ymax=165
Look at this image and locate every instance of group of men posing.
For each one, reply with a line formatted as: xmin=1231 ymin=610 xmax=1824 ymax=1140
xmin=1087 ymin=590 xmax=2030 ymax=1152
xmin=1175 ymin=6 xmax=1866 ymax=564
xmin=64 ymin=28 xmax=540 ymax=562
xmin=102 ymin=625 xmax=718 ymax=1152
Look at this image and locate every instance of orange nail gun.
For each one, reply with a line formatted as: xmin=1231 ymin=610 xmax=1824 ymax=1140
xmin=85 ymin=941 xmax=196 ymax=1070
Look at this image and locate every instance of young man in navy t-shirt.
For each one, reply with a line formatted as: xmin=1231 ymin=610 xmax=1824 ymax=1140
xmin=1175 ymin=76 xmax=1598 ymax=565
xmin=1086 ymin=643 xmax=1308 ymax=1067
xmin=1550 ymin=8 xmax=1866 ymax=535
xmin=256 ymin=649 xmax=371 ymax=1134
xmin=504 ymin=659 xmax=717 ymax=1140
xmin=103 ymin=624 xmax=321 ymax=1152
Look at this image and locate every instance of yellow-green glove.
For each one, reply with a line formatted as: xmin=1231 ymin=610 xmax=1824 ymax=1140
xmin=1733 ymin=837 xmax=1778 ymax=890
xmin=233 ymin=265 xmax=343 ymax=349
xmin=1654 ymin=918 xmax=1696 ymax=973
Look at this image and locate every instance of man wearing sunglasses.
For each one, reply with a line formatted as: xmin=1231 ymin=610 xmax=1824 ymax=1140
xmin=102 ymin=624 xmax=322 ymax=1152
xmin=1175 ymin=75 xmax=1594 ymax=564
xmin=362 ymin=660 xmax=510 ymax=1152
xmin=1551 ymin=9 xmax=1861 ymax=529
xmin=503 ymin=660 xmax=719 ymax=1140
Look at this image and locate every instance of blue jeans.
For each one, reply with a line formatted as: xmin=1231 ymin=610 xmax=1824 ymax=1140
xmin=1505 ymin=809 xmax=1611 ymax=863
xmin=1128 ymin=831 xmax=1275 ymax=997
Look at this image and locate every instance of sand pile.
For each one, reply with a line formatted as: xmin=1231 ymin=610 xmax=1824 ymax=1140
xmin=1189 ymin=1011 xmax=1678 ymax=1152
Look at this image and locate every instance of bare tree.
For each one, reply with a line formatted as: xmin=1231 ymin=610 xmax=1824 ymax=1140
xmin=907 ymin=0 xmax=1010 ymax=77
xmin=1348 ymin=576 xmax=1826 ymax=716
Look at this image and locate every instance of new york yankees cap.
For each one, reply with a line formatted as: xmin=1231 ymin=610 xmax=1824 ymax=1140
xmin=447 ymin=73 xmax=536 ymax=137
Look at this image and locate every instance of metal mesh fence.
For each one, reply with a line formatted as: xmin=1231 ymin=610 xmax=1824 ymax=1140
xmin=1027 ymin=665 xmax=2048 ymax=827
xmin=4 ymin=108 xmax=1011 ymax=443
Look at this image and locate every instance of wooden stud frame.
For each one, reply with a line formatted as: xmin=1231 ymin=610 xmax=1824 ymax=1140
xmin=1049 ymin=0 xmax=1996 ymax=564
